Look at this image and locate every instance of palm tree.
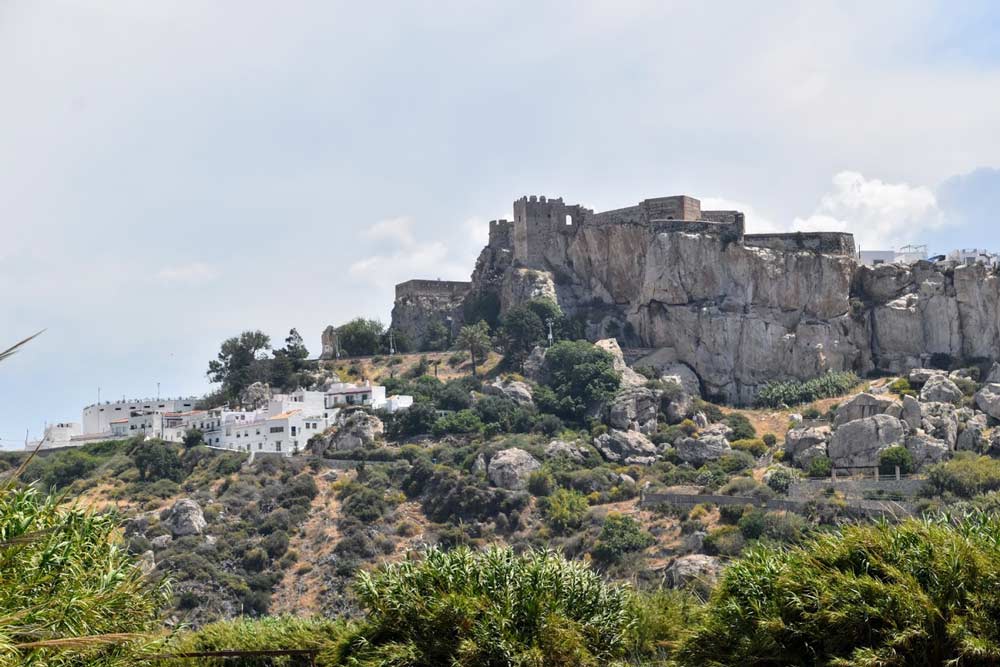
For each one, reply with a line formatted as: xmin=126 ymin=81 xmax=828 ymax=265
xmin=455 ymin=322 xmax=491 ymax=379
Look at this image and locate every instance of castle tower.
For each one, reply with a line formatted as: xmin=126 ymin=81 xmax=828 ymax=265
xmin=512 ymin=195 xmax=581 ymax=267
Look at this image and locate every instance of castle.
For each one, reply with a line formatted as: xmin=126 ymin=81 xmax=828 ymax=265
xmin=390 ymin=193 xmax=857 ymax=351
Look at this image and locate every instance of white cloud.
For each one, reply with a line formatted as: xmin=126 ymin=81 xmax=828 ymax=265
xmin=156 ymin=262 xmax=218 ymax=285
xmin=791 ymin=171 xmax=945 ymax=250
xmin=701 ymin=197 xmax=783 ymax=234
xmin=363 ymin=216 xmax=416 ymax=247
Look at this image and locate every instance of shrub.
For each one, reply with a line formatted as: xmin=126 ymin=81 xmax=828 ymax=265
xmin=762 ymin=433 xmax=777 ymax=447
xmin=431 ymin=409 xmax=483 ymax=437
xmin=537 ymin=340 xmax=620 ymax=422
xmin=718 ymin=504 xmax=747 ymax=524
xmin=889 ymin=377 xmax=916 ymax=397
xmin=540 ymin=488 xmax=589 ymax=533
xmin=801 ymin=406 xmax=822 ymax=420
xmin=807 ymin=455 xmax=833 ymax=478
xmin=591 ymin=513 xmax=654 ymax=563
xmin=755 ymin=371 xmax=859 ymax=408
xmin=928 ymin=453 xmax=1000 ymax=498
xmin=766 ymin=467 xmax=797 ymax=494
xmin=343 ymin=547 xmax=638 ymax=666
xmin=723 ymin=413 xmax=756 ymax=440
xmin=879 ymin=445 xmax=914 ymax=475
xmin=526 ymin=469 xmax=555 ymax=497
xmin=737 ymin=509 xmax=767 ymax=540
xmin=533 ymin=413 xmax=564 ymax=436
xmin=730 ymin=438 xmax=767 ymax=458
xmin=702 ymin=525 xmax=746 ymax=556
xmin=678 ymin=514 xmax=1000 ymax=666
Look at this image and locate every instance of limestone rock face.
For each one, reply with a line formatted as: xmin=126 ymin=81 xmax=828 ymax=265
xmin=594 ymin=429 xmax=658 ymax=463
xmin=908 ymin=368 xmax=948 ymax=386
xmin=607 ymin=386 xmax=661 ymax=435
xmin=902 ymin=395 xmax=923 ymax=431
xmin=594 ymin=338 xmax=646 ymax=388
xmin=784 ymin=426 xmax=831 ymax=467
xmin=666 ymin=554 xmax=722 ymax=592
xmin=443 ymin=200 xmax=1000 ymax=405
xmin=487 ymin=448 xmax=541 ymax=490
xmin=833 ymin=393 xmax=898 ymax=428
xmin=484 ymin=378 xmax=534 ymax=407
xmin=522 ymin=346 xmax=548 ymax=383
xmin=906 ymin=432 xmax=951 ymax=467
xmin=676 ymin=434 xmax=732 ymax=466
xmin=920 ymin=402 xmax=959 ymax=448
xmin=828 ymin=415 xmax=906 ymax=467
xmin=920 ymin=375 xmax=963 ymax=405
xmin=976 ymin=383 xmax=1000 ymax=420
xmin=312 ymin=412 xmax=383 ymax=453
xmin=389 ymin=281 xmax=467 ymax=351
xmin=167 ymin=499 xmax=207 ymax=538
xmin=957 ymin=413 xmax=988 ymax=452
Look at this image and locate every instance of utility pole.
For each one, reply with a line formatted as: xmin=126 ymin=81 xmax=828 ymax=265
xmin=546 ymin=318 xmax=555 ymax=347
xmin=389 ymin=330 xmax=396 ymax=355
xmin=156 ymin=382 xmax=160 ymax=400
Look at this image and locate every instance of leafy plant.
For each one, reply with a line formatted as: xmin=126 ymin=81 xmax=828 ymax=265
xmin=755 ymin=371 xmax=859 ymax=408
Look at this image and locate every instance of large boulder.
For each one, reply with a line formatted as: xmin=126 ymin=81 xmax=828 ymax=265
xmin=975 ymin=383 xmax=1000 ymax=420
xmin=607 ymin=386 xmax=660 ymax=435
xmin=484 ymin=378 xmax=534 ymax=407
xmin=167 ymin=499 xmax=207 ymax=538
xmin=909 ymin=368 xmax=947 ymax=386
xmin=784 ymin=425 xmax=831 ymax=467
xmin=833 ymin=393 xmax=898 ymax=428
xmin=676 ymin=434 xmax=732 ymax=466
xmin=828 ymin=414 xmax=906 ymax=467
xmin=986 ymin=362 xmax=1000 ymax=385
xmin=594 ymin=338 xmax=646 ymax=388
xmin=522 ymin=346 xmax=548 ymax=383
xmin=594 ymin=429 xmax=658 ymax=464
xmin=901 ymin=394 xmax=923 ymax=431
xmin=906 ymin=432 xmax=951 ymax=467
xmin=957 ymin=413 xmax=989 ymax=453
xmin=919 ymin=375 xmax=963 ymax=405
xmin=920 ymin=402 xmax=959 ymax=448
xmin=487 ymin=448 xmax=541 ymax=490
xmin=666 ymin=554 xmax=722 ymax=592
xmin=316 ymin=411 xmax=384 ymax=452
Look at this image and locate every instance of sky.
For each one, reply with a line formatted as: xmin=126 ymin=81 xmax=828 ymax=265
xmin=3 ymin=1 xmax=1000 ymax=448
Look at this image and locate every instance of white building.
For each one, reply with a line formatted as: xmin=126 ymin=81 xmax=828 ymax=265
xmin=83 ymin=396 xmax=199 ymax=434
xmin=324 ymin=381 xmax=388 ymax=411
xmin=948 ymin=248 xmax=1000 ymax=267
xmin=858 ymin=244 xmax=928 ymax=267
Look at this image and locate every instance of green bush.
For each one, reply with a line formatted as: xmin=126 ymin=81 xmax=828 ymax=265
xmin=928 ymin=453 xmax=1000 ymax=498
xmin=702 ymin=525 xmax=746 ymax=556
xmin=591 ymin=513 xmax=654 ymax=563
xmin=807 ymin=455 xmax=833 ymax=478
xmin=342 ymin=547 xmax=639 ymax=666
xmin=540 ymin=487 xmax=589 ymax=533
xmin=723 ymin=413 xmax=756 ymax=440
xmin=730 ymin=438 xmax=767 ymax=458
xmin=526 ymin=469 xmax=554 ymax=496
xmin=737 ymin=509 xmax=767 ymax=540
xmin=431 ymin=409 xmax=483 ymax=437
xmin=537 ymin=340 xmax=620 ymax=422
xmin=766 ymin=467 xmax=797 ymax=494
xmin=755 ymin=371 xmax=859 ymax=408
xmin=879 ymin=445 xmax=914 ymax=475
xmin=677 ymin=514 xmax=1000 ymax=667
xmin=762 ymin=433 xmax=777 ymax=447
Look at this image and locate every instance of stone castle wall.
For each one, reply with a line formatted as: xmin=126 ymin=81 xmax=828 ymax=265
xmin=394 ymin=279 xmax=472 ymax=300
xmin=744 ymin=232 xmax=857 ymax=257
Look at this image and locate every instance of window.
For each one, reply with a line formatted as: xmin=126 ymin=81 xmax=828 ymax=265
xmin=270 ymin=426 xmax=284 ymax=433
xmin=291 ymin=426 xmax=297 ymax=436
xmin=873 ymin=259 xmax=885 ymax=266
xmin=258 ymin=443 xmax=262 ymax=450
xmin=276 ymin=442 xmax=281 ymax=452
xmin=565 ymin=214 xmax=572 ymax=226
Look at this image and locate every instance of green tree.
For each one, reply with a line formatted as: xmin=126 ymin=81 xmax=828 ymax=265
xmin=206 ymin=330 xmax=271 ymax=400
xmin=336 ymin=318 xmax=385 ymax=357
xmin=455 ymin=321 xmax=492 ymax=378
xmin=130 ymin=439 xmax=183 ymax=482
xmin=181 ymin=428 xmax=204 ymax=449
xmin=499 ymin=305 xmax=545 ymax=368
xmin=340 ymin=547 xmax=637 ymax=666
xmin=421 ymin=320 xmax=450 ymax=352
xmin=536 ymin=340 xmax=620 ymax=421
xmin=879 ymin=445 xmax=914 ymax=476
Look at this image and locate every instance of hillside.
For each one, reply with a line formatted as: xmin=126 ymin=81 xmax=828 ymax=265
xmin=7 ymin=338 xmax=997 ymax=632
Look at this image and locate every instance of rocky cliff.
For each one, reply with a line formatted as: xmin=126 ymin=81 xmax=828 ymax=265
xmin=476 ymin=222 xmax=1000 ymax=404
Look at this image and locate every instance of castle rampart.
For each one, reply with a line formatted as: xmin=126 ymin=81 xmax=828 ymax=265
xmin=744 ymin=232 xmax=857 ymax=257
xmin=394 ymin=279 xmax=472 ymax=300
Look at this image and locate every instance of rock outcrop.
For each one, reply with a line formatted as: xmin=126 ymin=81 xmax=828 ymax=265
xmin=311 ymin=412 xmax=384 ymax=454
xmin=833 ymin=393 xmax=898 ymax=428
xmin=828 ymin=414 xmax=906 ymax=467
xmin=666 ymin=554 xmax=722 ymax=592
xmin=675 ymin=434 xmax=732 ymax=466
xmin=606 ymin=386 xmax=660 ymax=435
xmin=487 ymin=448 xmax=541 ymax=490
xmin=784 ymin=426 xmax=831 ymax=467
xmin=976 ymin=384 xmax=1000 ymax=420
xmin=483 ymin=378 xmax=534 ymax=407
xmin=594 ymin=429 xmax=658 ymax=464
xmin=167 ymin=499 xmax=207 ymax=537
xmin=919 ymin=375 xmax=963 ymax=405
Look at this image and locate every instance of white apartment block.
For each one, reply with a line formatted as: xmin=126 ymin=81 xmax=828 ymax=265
xmin=948 ymin=248 xmax=1000 ymax=267
xmin=858 ymin=244 xmax=928 ymax=267
xmin=83 ymin=396 xmax=199 ymax=434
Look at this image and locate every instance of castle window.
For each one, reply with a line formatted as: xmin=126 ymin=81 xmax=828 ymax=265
xmin=565 ymin=214 xmax=572 ymax=226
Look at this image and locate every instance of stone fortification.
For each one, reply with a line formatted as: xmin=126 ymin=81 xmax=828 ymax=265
xmin=389 ymin=191 xmax=1000 ymax=404
xmin=390 ymin=279 xmax=470 ymax=350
